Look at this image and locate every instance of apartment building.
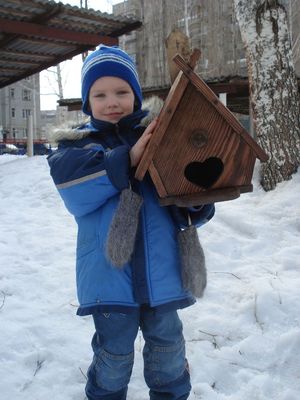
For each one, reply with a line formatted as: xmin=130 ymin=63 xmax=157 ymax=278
xmin=113 ymin=0 xmax=299 ymax=89
xmin=0 ymin=74 xmax=41 ymax=141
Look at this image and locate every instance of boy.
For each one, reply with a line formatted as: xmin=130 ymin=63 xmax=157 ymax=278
xmin=48 ymin=45 xmax=214 ymax=400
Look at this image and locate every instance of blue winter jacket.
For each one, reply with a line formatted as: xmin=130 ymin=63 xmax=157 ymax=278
xmin=47 ymin=108 xmax=215 ymax=316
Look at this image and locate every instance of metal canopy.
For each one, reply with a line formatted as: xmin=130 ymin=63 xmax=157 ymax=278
xmin=0 ymin=0 xmax=142 ymax=88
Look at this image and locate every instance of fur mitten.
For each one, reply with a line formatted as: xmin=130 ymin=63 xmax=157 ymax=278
xmin=106 ymin=188 xmax=143 ymax=267
xmin=178 ymin=225 xmax=207 ymax=297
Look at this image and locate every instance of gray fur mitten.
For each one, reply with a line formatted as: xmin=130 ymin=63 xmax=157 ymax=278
xmin=106 ymin=188 xmax=143 ymax=267
xmin=178 ymin=225 xmax=207 ymax=297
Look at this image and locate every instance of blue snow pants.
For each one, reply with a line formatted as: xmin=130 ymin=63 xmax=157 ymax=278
xmin=85 ymin=308 xmax=191 ymax=400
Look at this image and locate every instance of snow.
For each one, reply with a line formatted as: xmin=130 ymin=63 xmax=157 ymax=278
xmin=0 ymin=154 xmax=300 ymax=400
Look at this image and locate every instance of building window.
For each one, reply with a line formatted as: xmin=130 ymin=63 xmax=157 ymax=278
xmin=12 ymin=128 xmax=16 ymax=138
xmin=10 ymin=88 xmax=15 ymax=98
xmin=11 ymin=108 xmax=15 ymax=117
xmin=22 ymin=89 xmax=31 ymax=101
xmin=22 ymin=109 xmax=31 ymax=118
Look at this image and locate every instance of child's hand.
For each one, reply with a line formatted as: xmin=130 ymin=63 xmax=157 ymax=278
xmin=130 ymin=118 xmax=157 ymax=167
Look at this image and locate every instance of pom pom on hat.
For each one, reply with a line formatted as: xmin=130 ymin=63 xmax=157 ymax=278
xmin=81 ymin=44 xmax=143 ymax=116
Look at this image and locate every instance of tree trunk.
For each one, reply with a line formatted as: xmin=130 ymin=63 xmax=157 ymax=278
xmin=233 ymin=0 xmax=300 ymax=191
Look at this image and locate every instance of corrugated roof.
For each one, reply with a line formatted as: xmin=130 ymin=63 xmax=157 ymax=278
xmin=0 ymin=0 xmax=142 ymax=88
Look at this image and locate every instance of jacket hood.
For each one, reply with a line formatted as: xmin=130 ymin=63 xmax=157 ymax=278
xmin=50 ymin=96 xmax=163 ymax=143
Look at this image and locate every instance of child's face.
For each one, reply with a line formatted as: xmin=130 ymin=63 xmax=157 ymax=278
xmin=89 ymin=76 xmax=135 ymax=123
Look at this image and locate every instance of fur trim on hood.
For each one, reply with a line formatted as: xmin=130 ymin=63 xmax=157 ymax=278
xmin=50 ymin=96 xmax=163 ymax=143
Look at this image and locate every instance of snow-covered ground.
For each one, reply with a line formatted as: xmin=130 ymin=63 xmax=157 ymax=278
xmin=0 ymin=154 xmax=299 ymax=400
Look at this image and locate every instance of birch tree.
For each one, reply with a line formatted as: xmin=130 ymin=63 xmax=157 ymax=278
xmin=233 ymin=0 xmax=300 ymax=191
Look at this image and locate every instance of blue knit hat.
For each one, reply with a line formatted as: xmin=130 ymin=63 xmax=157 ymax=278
xmin=81 ymin=45 xmax=143 ymax=116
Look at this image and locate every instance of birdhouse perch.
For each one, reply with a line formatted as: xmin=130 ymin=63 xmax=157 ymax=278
xmin=135 ymin=50 xmax=269 ymax=207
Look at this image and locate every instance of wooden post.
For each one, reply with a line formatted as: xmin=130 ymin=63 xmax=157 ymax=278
xmin=165 ymin=28 xmax=191 ymax=83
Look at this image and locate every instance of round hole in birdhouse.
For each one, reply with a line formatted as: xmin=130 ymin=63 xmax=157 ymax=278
xmin=190 ymin=129 xmax=208 ymax=148
xmin=184 ymin=157 xmax=224 ymax=189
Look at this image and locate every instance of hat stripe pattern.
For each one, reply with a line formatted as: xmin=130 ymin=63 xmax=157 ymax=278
xmin=81 ymin=54 xmax=140 ymax=84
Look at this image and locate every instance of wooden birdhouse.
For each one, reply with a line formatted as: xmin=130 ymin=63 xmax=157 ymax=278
xmin=135 ymin=50 xmax=269 ymax=207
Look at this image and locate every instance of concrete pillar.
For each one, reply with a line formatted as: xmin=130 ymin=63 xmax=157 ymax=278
xmin=27 ymin=114 xmax=34 ymax=157
xmin=219 ymin=92 xmax=227 ymax=106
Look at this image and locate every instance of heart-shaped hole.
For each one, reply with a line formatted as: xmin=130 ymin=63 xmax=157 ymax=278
xmin=184 ymin=157 xmax=224 ymax=189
